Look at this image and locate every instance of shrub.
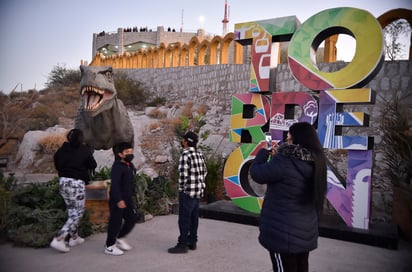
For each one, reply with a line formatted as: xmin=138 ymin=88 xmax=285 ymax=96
xmin=201 ymin=150 xmax=224 ymax=200
xmin=197 ymin=104 xmax=208 ymax=115
xmin=91 ymin=166 xmax=111 ymax=180
xmin=46 ymin=64 xmax=81 ymax=88
xmin=148 ymin=108 xmax=167 ymax=119
xmin=6 ymin=178 xmax=92 ymax=247
xmin=147 ymin=95 xmax=166 ymax=107
xmin=38 ymin=134 xmax=66 ymax=154
xmin=182 ymin=101 xmax=193 ymax=117
xmin=114 ymin=72 xmax=149 ymax=108
xmin=143 ymin=176 xmax=173 ymax=215
xmin=0 ymin=172 xmax=16 ymax=232
xmin=380 ymin=92 xmax=412 ymax=187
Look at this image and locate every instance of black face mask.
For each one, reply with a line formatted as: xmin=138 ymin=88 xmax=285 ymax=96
xmin=124 ymin=154 xmax=134 ymax=162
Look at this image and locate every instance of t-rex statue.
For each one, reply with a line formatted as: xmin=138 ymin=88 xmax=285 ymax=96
xmin=75 ymin=65 xmax=134 ymax=150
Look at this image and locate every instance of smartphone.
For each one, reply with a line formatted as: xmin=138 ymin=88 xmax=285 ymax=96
xmin=265 ymin=132 xmax=272 ymax=150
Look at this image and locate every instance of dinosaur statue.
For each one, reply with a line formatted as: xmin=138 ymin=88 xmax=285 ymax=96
xmin=75 ymin=65 xmax=134 ymax=150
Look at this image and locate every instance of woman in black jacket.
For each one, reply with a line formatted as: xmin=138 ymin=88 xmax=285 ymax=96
xmin=51 ymin=128 xmax=97 ymax=253
xmin=250 ymin=122 xmax=327 ymax=272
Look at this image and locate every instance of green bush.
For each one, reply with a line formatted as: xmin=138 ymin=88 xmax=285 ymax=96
xmin=91 ymin=166 xmax=111 ymax=180
xmin=6 ymin=178 xmax=92 ymax=247
xmin=46 ymin=64 xmax=81 ymax=88
xmin=204 ymin=155 xmax=224 ymax=197
xmin=114 ymin=72 xmax=149 ymax=108
xmin=0 ymin=172 xmax=16 ymax=232
xmin=147 ymin=95 xmax=166 ymax=107
xmin=143 ymin=176 xmax=172 ymax=216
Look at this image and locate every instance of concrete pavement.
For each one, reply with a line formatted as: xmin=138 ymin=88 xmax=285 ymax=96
xmin=1 ymin=214 xmax=411 ymax=272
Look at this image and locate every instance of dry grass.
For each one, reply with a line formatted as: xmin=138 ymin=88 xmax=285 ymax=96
xmin=140 ymin=117 xmax=182 ymax=163
xmin=181 ymin=101 xmax=194 ymax=117
xmin=148 ymin=108 xmax=167 ymax=119
xmin=148 ymin=122 xmax=160 ymax=131
xmin=38 ymin=134 xmax=66 ymax=154
xmin=160 ymin=117 xmax=181 ymax=127
xmin=196 ymin=104 xmax=208 ymax=115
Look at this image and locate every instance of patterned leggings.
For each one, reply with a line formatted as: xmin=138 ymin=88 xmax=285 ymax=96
xmin=56 ymin=177 xmax=85 ymax=239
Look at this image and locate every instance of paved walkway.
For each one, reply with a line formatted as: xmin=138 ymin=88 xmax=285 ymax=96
xmin=1 ymin=214 xmax=411 ymax=272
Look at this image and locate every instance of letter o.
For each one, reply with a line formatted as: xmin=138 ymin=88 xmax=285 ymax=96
xmin=223 ymin=142 xmax=266 ymax=214
xmin=288 ymin=7 xmax=384 ymax=90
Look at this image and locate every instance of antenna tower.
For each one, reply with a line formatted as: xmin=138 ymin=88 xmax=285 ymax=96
xmin=180 ymin=9 xmax=184 ymax=32
xmin=222 ymin=0 xmax=229 ymax=35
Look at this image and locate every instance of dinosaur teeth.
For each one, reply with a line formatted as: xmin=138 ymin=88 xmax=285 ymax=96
xmin=81 ymin=86 xmax=105 ymax=96
xmin=81 ymin=86 xmax=106 ymax=111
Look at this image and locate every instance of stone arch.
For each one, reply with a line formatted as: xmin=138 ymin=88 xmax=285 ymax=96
xmin=158 ymin=43 xmax=167 ymax=68
xmin=90 ymin=53 xmax=103 ymax=66
xmin=324 ymin=35 xmax=338 ymax=63
xmin=136 ymin=49 xmax=144 ymax=68
xmin=198 ymin=40 xmax=210 ymax=65
xmin=188 ymin=37 xmax=201 ymax=66
xmin=147 ymin=47 xmax=156 ymax=68
xmin=221 ymin=33 xmax=235 ymax=64
xmin=124 ymin=52 xmax=131 ymax=68
xmin=142 ymin=50 xmax=148 ymax=68
xmin=152 ymin=47 xmax=159 ymax=68
xmin=210 ymin=36 xmax=222 ymax=64
xmin=180 ymin=44 xmax=190 ymax=66
xmin=378 ymin=8 xmax=412 ymax=60
xmin=165 ymin=45 xmax=174 ymax=68
xmin=171 ymin=42 xmax=181 ymax=67
xmin=129 ymin=52 xmax=138 ymax=68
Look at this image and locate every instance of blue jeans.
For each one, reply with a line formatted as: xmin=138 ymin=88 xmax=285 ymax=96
xmin=178 ymin=191 xmax=199 ymax=246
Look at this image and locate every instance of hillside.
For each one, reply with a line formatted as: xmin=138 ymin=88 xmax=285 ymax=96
xmin=0 ymin=85 xmax=79 ymax=158
xmin=0 ymin=79 xmax=235 ymax=192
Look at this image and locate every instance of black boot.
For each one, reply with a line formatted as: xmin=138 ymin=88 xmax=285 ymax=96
xmin=168 ymin=243 xmax=188 ymax=254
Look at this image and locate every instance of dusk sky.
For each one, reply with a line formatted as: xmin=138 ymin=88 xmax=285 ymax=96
xmin=0 ymin=0 xmax=411 ymax=93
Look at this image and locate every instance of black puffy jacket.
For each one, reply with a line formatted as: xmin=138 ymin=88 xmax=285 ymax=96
xmin=250 ymin=144 xmax=318 ymax=254
xmin=54 ymin=142 xmax=97 ymax=183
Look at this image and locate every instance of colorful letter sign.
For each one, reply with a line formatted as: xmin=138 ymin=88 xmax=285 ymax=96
xmin=225 ymin=7 xmax=384 ymax=230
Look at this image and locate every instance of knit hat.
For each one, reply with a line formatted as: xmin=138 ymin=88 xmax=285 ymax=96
xmin=183 ymin=131 xmax=198 ymax=144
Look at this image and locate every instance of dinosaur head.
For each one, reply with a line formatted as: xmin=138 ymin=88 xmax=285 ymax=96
xmin=79 ymin=65 xmax=116 ymax=117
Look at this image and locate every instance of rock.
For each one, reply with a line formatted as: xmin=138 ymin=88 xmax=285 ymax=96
xmin=200 ymin=134 xmax=237 ymax=159
xmin=144 ymin=213 xmax=153 ymax=221
xmin=16 ymin=126 xmax=67 ymax=169
xmin=155 ymin=155 xmax=168 ymax=163
xmin=141 ymin=167 xmax=157 ymax=178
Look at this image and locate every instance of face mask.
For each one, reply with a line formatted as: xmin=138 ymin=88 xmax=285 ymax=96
xmin=124 ymin=154 xmax=134 ymax=162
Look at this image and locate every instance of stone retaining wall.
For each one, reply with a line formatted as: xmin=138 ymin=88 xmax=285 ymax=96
xmin=118 ymin=61 xmax=412 ymax=221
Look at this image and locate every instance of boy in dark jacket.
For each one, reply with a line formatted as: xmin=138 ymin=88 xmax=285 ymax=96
xmin=104 ymin=142 xmax=137 ymax=256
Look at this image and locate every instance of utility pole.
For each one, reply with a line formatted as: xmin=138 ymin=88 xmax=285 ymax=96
xmin=180 ymin=9 xmax=184 ymax=32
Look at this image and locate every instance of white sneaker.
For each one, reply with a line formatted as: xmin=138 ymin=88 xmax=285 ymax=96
xmin=50 ymin=237 xmax=70 ymax=253
xmin=116 ymin=238 xmax=132 ymax=251
xmin=69 ymin=236 xmax=85 ymax=247
xmin=104 ymin=244 xmax=124 ymax=256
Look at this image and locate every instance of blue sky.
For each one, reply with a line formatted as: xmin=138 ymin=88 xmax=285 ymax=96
xmin=0 ymin=0 xmax=410 ymax=93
